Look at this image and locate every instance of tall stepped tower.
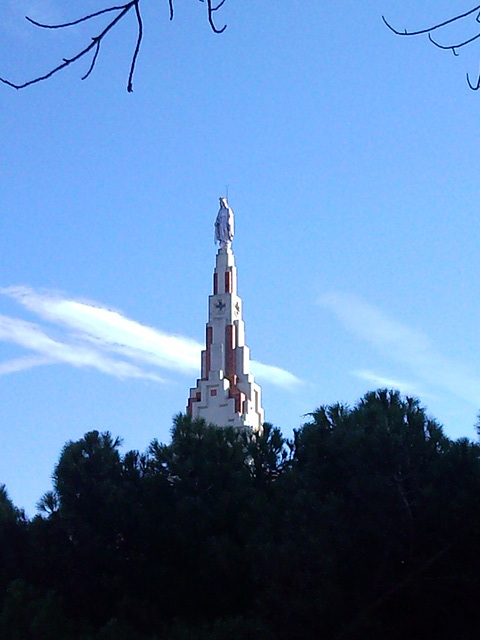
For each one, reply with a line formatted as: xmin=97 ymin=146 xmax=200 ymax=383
xmin=187 ymin=198 xmax=264 ymax=433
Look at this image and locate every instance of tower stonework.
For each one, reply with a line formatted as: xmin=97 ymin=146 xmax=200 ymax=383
xmin=187 ymin=200 xmax=264 ymax=433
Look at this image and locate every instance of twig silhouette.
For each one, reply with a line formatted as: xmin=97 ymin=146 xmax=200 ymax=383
xmin=383 ymin=6 xmax=480 ymax=90
xmin=0 ymin=0 xmax=228 ymax=93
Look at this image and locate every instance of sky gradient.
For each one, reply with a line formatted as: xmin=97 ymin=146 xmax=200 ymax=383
xmin=1 ymin=0 xmax=480 ymax=514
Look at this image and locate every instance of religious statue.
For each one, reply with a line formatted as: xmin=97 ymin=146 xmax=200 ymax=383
xmin=215 ymin=197 xmax=234 ymax=248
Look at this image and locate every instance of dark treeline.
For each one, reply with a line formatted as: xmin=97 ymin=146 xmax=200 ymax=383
xmin=2 ymin=389 xmax=480 ymax=639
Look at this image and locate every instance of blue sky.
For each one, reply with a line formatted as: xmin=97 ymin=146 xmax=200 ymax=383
xmin=1 ymin=0 xmax=480 ymax=514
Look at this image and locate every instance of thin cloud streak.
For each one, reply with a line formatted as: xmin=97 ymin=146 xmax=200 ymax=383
xmin=353 ymin=369 xmax=418 ymax=396
xmin=251 ymin=361 xmax=302 ymax=388
xmin=319 ymin=292 xmax=480 ymax=407
xmin=0 ymin=312 xmax=162 ymax=381
xmin=0 ymin=355 xmax=52 ymax=376
xmin=2 ymin=286 xmax=200 ymax=374
xmin=0 ymin=286 xmax=299 ymax=389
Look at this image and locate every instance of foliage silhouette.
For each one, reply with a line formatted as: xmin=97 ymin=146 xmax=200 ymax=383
xmin=1 ymin=392 xmax=480 ymax=639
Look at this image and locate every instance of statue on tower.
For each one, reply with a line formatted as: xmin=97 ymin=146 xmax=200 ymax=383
xmin=215 ymin=197 xmax=234 ymax=248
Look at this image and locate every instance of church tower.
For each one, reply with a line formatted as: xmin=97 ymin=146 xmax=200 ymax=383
xmin=187 ymin=198 xmax=264 ymax=433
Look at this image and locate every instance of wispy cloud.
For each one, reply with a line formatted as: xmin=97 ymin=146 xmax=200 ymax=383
xmin=0 ymin=311 xmax=163 ymax=382
xmin=2 ymin=286 xmax=200 ymax=374
xmin=0 ymin=355 xmax=52 ymax=376
xmin=319 ymin=292 xmax=480 ymax=407
xmin=251 ymin=361 xmax=302 ymax=389
xmin=0 ymin=286 xmax=299 ymax=389
xmin=353 ymin=369 xmax=418 ymax=396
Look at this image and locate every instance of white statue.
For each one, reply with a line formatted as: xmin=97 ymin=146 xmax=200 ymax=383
xmin=214 ymin=197 xmax=234 ymax=248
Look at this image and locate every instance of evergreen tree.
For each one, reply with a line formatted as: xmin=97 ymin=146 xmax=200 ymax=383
xmin=2 ymin=391 xmax=480 ymax=639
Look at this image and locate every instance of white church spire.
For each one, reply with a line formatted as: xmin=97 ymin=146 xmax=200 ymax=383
xmin=187 ymin=198 xmax=264 ymax=433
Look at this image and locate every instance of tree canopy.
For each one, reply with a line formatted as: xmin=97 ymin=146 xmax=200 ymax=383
xmin=1 ymin=391 xmax=480 ymax=638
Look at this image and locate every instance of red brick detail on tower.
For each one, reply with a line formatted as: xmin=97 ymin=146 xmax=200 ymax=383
xmin=203 ymin=326 xmax=213 ymax=379
xmin=187 ymin=392 xmax=201 ymax=415
xmin=224 ymin=324 xmax=245 ymax=413
xmin=225 ymin=324 xmax=236 ymax=379
xmin=229 ymin=387 xmax=247 ymax=414
xmin=225 ymin=270 xmax=232 ymax=293
xmin=213 ymin=273 xmax=218 ymax=294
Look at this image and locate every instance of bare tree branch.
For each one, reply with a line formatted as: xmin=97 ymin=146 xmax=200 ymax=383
xmin=206 ymin=0 xmax=227 ymax=33
xmin=428 ymin=30 xmax=480 ymax=53
xmin=0 ymin=0 xmax=228 ymax=93
xmin=0 ymin=2 xmax=136 ymax=90
xmin=127 ymin=1 xmax=143 ymax=93
xmin=382 ymin=6 xmax=480 ymax=37
xmin=82 ymin=40 xmax=101 ymax=81
xmin=383 ymin=6 xmax=480 ymax=90
xmin=25 ymin=5 xmax=132 ymax=30
xmin=212 ymin=0 xmax=228 ymax=14
xmin=467 ymin=71 xmax=480 ymax=90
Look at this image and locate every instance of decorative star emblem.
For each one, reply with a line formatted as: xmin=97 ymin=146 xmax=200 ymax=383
xmin=235 ymin=302 xmax=240 ymax=315
xmin=215 ymin=299 xmax=226 ymax=311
